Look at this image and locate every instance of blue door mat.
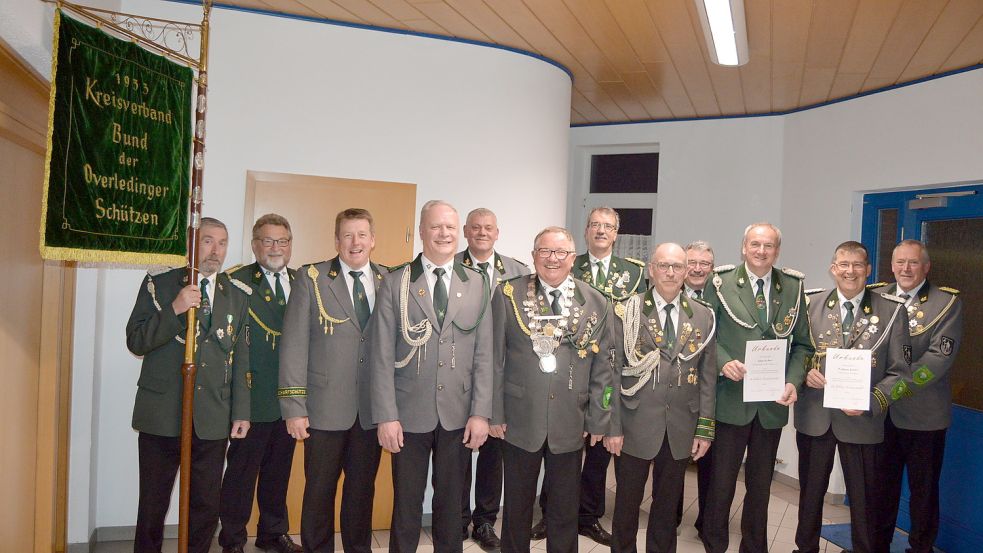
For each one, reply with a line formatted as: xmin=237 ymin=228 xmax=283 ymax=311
xmin=820 ymin=523 xmax=943 ymax=553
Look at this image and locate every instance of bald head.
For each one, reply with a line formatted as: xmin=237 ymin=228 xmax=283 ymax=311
xmin=648 ymin=242 xmax=687 ymax=302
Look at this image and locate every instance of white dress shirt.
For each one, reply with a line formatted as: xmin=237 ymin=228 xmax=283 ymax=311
xmin=422 ymin=255 xmax=454 ymax=298
xmin=589 ymin=252 xmax=612 ymax=282
xmin=262 ymin=267 xmax=291 ymax=303
xmin=339 ymin=258 xmax=375 ymax=312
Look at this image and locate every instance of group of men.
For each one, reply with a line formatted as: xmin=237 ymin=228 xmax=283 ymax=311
xmin=127 ymin=202 xmax=962 ymax=553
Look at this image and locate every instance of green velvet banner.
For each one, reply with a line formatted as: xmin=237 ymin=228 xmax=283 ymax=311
xmin=40 ymin=10 xmax=192 ymax=265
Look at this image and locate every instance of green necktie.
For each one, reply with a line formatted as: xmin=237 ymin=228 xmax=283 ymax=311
xmin=273 ymin=272 xmax=286 ymax=313
xmin=595 ymin=261 xmax=607 ymax=285
xmin=842 ymin=301 xmax=855 ymax=341
xmin=433 ymin=267 xmax=448 ymax=327
xmin=350 ymin=270 xmax=370 ymax=329
xmin=693 ymin=288 xmax=702 ymax=299
xmin=199 ymin=277 xmax=212 ymax=329
xmin=549 ymin=289 xmax=563 ymax=316
xmin=663 ymin=303 xmax=675 ymax=349
xmin=755 ymin=278 xmax=768 ymax=329
xmin=478 ymin=261 xmax=491 ymax=290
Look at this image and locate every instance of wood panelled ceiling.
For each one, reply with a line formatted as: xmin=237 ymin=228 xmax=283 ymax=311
xmin=217 ymin=0 xmax=983 ymax=125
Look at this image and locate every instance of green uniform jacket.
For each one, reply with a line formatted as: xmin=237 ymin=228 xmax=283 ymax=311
xmin=126 ymin=267 xmax=251 ymax=440
xmin=705 ymin=264 xmax=813 ymax=429
xmin=572 ymin=253 xmax=647 ymax=303
xmin=228 ymin=263 xmax=297 ymax=423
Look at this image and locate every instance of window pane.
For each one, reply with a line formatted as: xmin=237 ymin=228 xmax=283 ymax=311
xmin=875 ymin=208 xmax=898 ymax=282
xmin=590 ymin=153 xmax=659 ymax=193
xmin=922 ymin=217 xmax=983 ymax=411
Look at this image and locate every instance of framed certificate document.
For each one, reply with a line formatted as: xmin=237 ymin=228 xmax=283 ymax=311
xmin=822 ymin=348 xmax=872 ymax=411
xmin=743 ymin=339 xmax=788 ymax=402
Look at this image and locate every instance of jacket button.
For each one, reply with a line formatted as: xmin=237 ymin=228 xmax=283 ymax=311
xmin=437 ymin=384 xmax=444 ymax=391
xmin=359 ymin=358 xmax=364 ymax=363
xmin=549 ymin=393 xmax=555 ymax=399
xmin=360 ymin=337 xmax=365 ymax=342
xmin=439 ymin=361 xmax=444 ymax=367
xmin=196 ymin=385 xmax=203 ymax=390
xmin=439 ymin=339 xmax=445 ymax=344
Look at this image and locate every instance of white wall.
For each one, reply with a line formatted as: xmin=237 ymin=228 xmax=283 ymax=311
xmin=569 ymin=117 xmax=785 ymax=261
xmin=570 ymin=67 xmax=983 ymax=493
xmin=46 ymin=0 xmax=572 ymax=542
xmin=0 ymin=0 xmax=121 ymax=77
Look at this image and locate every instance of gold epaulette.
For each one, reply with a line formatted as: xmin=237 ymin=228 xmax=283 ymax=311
xmin=624 ymin=257 xmax=646 ymax=267
xmin=866 ymin=282 xmax=888 ymax=290
xmin=939 ymin=286 xmax=960 ymax=295
xmin=224 ymin=263 xmax=244 ymax=275
xmin=781 ymin=267 xmax=805 ymax=279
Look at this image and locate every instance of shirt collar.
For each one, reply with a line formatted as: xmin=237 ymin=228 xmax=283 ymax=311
xmin=338 ymin=258 xmax=369 ymax=276
xmin=468 ymin=249 xmax=495 ymax=265
xmin=744 ymin=264 xmax=772 ymax=287
xmin=588 ymin=252 xmax=612 ymax=267
xmin=539 ymin=275 xmax=574 ymax=297
xmin=653 ymin=291 xmax=682 ymax=311
xmin=422 ymin=255 xmax=453 ymax=275
xmin=897 ymin=280 xmax=926 ymax=299
xmin=837 ymin=289 xmax=864 ymax=307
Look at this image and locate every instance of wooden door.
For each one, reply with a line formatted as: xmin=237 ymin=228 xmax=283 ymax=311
xmin=0 ymin=41 xmax=76 ymax=552
xmin=242 ymin=170 xmax=418 ymax=534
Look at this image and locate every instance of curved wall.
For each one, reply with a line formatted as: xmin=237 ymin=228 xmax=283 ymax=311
xmin=63 ymin=0 xmax=572 ymax=540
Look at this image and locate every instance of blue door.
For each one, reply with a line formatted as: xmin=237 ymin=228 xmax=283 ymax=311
xmin=861 ymin=184 xmax=983 ymax=553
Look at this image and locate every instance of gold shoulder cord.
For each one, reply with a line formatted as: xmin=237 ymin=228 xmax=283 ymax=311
xmin=911 ymin=294 xmax=958 ymax=337
xmin=308 ymin=265 xmax=349 ymax=334
xmin=503 ymin=281 xmax=531 ymax=336
xmin=248 ymin=308 xmax=281 ymax=349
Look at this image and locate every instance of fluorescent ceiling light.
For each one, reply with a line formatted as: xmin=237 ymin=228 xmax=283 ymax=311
xmin=695 ymin=0 xmax=749 ymax=66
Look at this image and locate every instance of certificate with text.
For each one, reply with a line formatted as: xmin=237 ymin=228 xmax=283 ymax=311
xmin=743 ymin=339 xmax=788 ymax=402
xmin=822 ymin=348 xmax=872 ymax=411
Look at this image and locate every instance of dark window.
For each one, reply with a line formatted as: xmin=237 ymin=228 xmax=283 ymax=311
xmin=614 ymin=208 xmax=653 ymax=235
xmin=590 ymin=153 xmax=659 ymax=194
xmin=874 ymin=208 xmax=898 ymax=282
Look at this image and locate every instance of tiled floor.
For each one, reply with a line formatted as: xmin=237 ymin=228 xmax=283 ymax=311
xmin=92 ymin=463 xmax=852 ymax=552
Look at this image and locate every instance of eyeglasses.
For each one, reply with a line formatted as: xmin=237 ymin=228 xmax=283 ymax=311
xmin=652 ymin=262 xmax=685 ymax=273
xmin=257 ymin=237 xmax=291 ymax=247
xmin=588 ymin=221 xmax=618 ymax=232
xmin=687 ymin=260 xmax=713 ymax=269
xmin=834 ymin=262 xmax=868 ymax=271
xmin=534 ymin=248 xmax=574 ymax=260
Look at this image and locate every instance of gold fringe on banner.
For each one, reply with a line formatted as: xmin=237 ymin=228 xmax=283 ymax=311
xmin=38 ymin=8 xmax=62 ymax=262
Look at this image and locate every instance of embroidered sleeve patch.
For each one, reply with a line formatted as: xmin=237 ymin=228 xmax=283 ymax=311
xmin=890 ymin=380 xmax=912 ymax=401
xmin=695 ymin=417 xmax=716 ymax=440
xmin=903 ymin=345 xmax=912 ymax=365
xmin=940 ymin=336 xmax=955 ymax=356
xmin=913 ymin=365 xmax=935 ymax=386
xmin=277 ymin=387 xmax=307 ymax=398
xmin=602 ymin=385 xmax=613 ymax=410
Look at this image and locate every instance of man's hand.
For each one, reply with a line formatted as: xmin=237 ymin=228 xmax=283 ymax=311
xmin=463 ymin=416 xmax=490 ymax=450
xmin=489 ymin=424 xmax=507 ymax=439
xmin=721 ymin=360 xmax=746 ymax=381
xmin=230 ymin=420 xmax=250 ymax=439
xmin=841 ymin=409 xmax=864 ymax=417
xmin=691 ymin=438 xmax=711 ymax=460
xmin=589 ymin=433 xmax=605 ymax=447
xmin=603 ymin=436 xmax=624 ymax=456
xmin=286 ymin=416 xmax=310 ymax=440
xmin=378 ymin=420 xmax=404 ymax=453
xmin=172 ymin=284 xmax=201 ymax=315
xmin=776 ymin=382 xmax=798 ymax=406
xmin=805 ymin=368 xmax=827 ymax=389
